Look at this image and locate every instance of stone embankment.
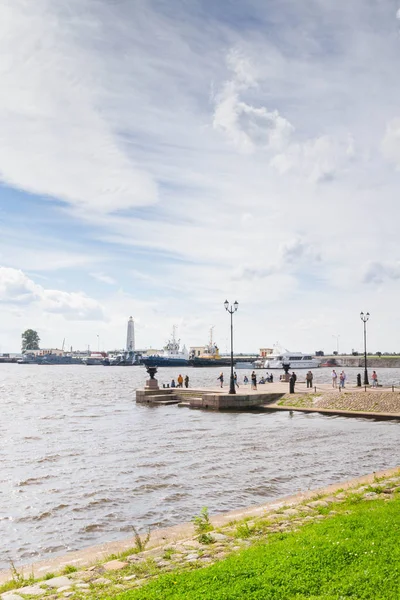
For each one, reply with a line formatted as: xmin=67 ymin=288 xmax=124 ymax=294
xmin=1 ymin=467 xmax=399 ymax=600
xmin=276 ymin=388 xmax=400 ymax=416
xmin=324 ymin=356 xmax=400 ymax=368
xmin=137 ymin=383 xmax=400 ymax=416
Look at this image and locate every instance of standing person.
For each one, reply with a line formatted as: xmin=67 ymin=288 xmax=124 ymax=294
xmin=339 ymin=371 xmax=346 ymax=388
xmin=289 ymin=372 xmax=296 ymax=392
xmin=217 ymin=372 xmax=224 ymax=388
xmin=306 ymin=370 xmax=313 ymax=388
xmin=234 ymin=371 xmax=239 ymax=388
xmin=332 ymin=369 xmax=338 ymax=388
xmin=251 ymin=371 xmax=257 ymax=390
xmin=177 ymin=374 xmax=183 ymax=388
xmin=372 ymin=371 xmax=378 ymax=387
xmin=184 ymin=375 xmax=189 ymax=388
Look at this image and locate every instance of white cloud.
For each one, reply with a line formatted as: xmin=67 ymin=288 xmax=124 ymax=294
xmin=396 ymin=8 xmax=400 ymax=20
xmin=381 ymin=118 xmax=400 ymax=168
xmin=0 ymin=0 xmax=157 ymax=213
xmin=90 ymin=272 xmax=116 ymax=285
xmin=0 ymin=266 xmax=38 ymax=303
xmin=271 ymin=134 xmax=355 ymax=182
xmin=0 ymin=267 xmax=105 ymax=320
xmin=362 ymin=261 xmax=400 ymax=284
xmin=233 ymin=237 xmax=321 ymax=282
xmin=213 ymin=51 xmax=294 ymax=153
xmin=213 ymin=50 xmax=355 ymax=182
xmin=1 ymin=0 xmax=400 ymax=353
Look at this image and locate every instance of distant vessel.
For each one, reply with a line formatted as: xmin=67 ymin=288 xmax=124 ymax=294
xmin=319 ymin=359 xmax=338 ymax=368
xmin=142 ymin=327 xmax=189 ymax=367
xmin=264 ymin=345 xmax=320 ymax=369
xmin=189 ymin=328 xmax=232 ymax=367
xmin=106 ymin=351 xmax=141 ymax=366
xmin=235 ymin=362 xmax=254 ymax=369
xmin=17 ymin=354 xmax=37 ymax=364
xmin=39 ymin=354 xmax=83 ymax=365
xmin=83 ymin=353 xmax=106 ymax=366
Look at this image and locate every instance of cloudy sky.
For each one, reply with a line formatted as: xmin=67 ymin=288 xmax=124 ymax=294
xmin=1 ymin=0 xmax=400 ymax=354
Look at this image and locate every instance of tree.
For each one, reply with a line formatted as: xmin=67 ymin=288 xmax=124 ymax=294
xmin=22 ymin=329 xmax=40 ymax=352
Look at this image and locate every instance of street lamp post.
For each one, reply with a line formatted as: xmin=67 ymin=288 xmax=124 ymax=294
xmin=332 ymin=334 xmax=340 ymax=355
xmin=224 ymin=300 xmax=239 ymax=394
xmin=360 ymin=312 xmax=370 ymax=385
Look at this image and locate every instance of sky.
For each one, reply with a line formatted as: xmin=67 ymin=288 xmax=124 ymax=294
xmin=1 ymin=0 xmax=400 ymax=354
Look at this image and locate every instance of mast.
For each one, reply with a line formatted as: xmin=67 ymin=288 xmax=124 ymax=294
xmin=209 ymin=326 xmax=214 ymax=347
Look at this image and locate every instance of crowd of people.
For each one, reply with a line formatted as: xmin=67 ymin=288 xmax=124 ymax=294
xmin=170 ymin=374 xmax=189 ymax=388
xmin=217 ymin=370 xmax=275 ymax=390
xmin=167 ymin=369 xmax=380 ymax=391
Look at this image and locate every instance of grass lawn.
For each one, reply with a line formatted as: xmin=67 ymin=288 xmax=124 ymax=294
xmin=113 ymin=496 xmax=400 ymax=600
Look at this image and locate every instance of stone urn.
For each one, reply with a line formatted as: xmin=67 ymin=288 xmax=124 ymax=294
xmin=146 ymin=365 xmax=158 ymax=379
xmin=145 ymin=365 xmax=159 ymax=390
xmin=281 ymin=362 xmax=291 ymax=382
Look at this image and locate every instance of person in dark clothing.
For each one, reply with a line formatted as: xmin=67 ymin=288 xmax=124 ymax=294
xmin=234 ymin=371 xmax=239 ymax=388
xmin=184 ymin=375 xmax=189 ymax=388
xmin=251 ymin=371 xmax=257 ymax=390
xmin=306 ymin=370 xmax=313 ymax=388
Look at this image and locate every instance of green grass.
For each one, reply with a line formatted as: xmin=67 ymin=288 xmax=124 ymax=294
xmin=278 ymin=394 xmax=318 ymax=408
xmin=62 ymin=564 xmax=78 ymax=574
xmin=113 ymin=497 xmax=400 ymax=600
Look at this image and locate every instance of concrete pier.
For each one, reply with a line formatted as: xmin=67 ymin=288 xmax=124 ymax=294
xmin=136 ymin=382 xmax=400 ymax=416
xmin=136 ymin=385 xmax=287 ymax=410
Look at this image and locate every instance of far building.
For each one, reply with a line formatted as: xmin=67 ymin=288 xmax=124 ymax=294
xmin=259 ymin=348 xmax=273 ymax=358
xmin=126 ymin=316 xmax=135 ymax=352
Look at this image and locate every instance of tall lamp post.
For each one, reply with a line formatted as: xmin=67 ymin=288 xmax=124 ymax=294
xmin=332 ymin=334 xmax=340 ymax=355
xmin=224 ymin=300 xmax=238 ymax=394
xmin=360 ymin=312 xmax=370 ymax=385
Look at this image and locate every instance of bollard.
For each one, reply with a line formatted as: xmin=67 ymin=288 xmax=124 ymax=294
xmin=364 ymin=386 xmax=367 ymax=392
xmin=392 ymin=385 xmax=394 ymax=392
xmin=357 ymin=374 xmax=361 ymax=387
xmin=314 ymin=386 xmax=316 ymax=393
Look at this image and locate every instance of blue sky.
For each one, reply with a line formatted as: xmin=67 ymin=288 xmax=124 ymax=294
xmin=1 ymin=0 xmax=400 ymax=353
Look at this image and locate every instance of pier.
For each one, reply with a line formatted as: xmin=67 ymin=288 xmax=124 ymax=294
xmin=136 ymin=381 xmax=400 ymax=417
xmin=136 ymin=386 xmax=285 ymax=410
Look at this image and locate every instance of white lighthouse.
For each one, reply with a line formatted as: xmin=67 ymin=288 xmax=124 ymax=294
xmin=126 ymin=316 xmax=135 ymax=352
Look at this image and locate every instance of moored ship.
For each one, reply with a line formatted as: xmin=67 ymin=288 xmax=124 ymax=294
xmin=142 ymin=327 xmax=189 ymax=367
xmin=189 ymin=328 xmax=232 ymax=367
xmin=264 ymin=345 xmax=320 ymax=369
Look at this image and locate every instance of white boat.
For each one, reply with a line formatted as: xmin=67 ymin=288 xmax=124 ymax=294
xmin=264 ymin=345 xmax=320 ymax=369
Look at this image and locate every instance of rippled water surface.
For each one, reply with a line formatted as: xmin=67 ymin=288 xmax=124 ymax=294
xmin=1 ymin=364 xmax=399 ymax=569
